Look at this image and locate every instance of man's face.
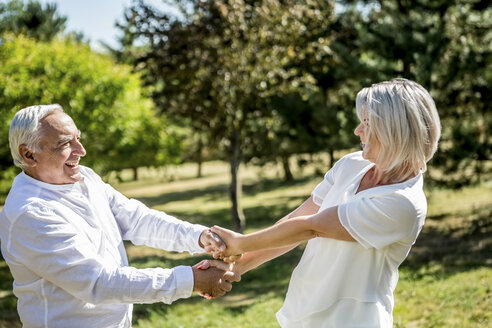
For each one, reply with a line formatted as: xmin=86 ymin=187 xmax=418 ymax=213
xmin=28 ymin=110 xmax=86 ymax=185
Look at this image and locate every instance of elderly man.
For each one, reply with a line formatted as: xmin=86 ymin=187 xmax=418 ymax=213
xmin=0 ymin=104 xmax=239 ymax=328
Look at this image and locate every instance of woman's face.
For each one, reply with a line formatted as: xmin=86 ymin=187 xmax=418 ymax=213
xmin=354 ymin=113 xmax=380 ymax=163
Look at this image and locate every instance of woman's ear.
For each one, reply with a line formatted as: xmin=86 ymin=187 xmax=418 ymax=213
xmin=19 ymin=144 xmax=37 ymax=167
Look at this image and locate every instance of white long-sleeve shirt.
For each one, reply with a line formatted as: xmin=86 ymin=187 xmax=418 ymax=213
xmin=0 ymin=166 xmax=207 ymax=328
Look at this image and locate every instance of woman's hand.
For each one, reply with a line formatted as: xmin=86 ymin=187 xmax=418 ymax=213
xmin=199 ymin=229 xmax=226 ymax=255
xmin=209 ymin=225 xmax=244 ymax=260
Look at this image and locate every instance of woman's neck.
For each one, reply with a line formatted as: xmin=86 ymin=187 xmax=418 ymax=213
xmin=372 ymin=165 xmax=418 ymax=186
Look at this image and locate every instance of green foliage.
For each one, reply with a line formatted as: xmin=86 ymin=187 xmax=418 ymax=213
xmin=0 ymin=34 xmax=181 ymax=175
xmin=119 ymin=0 xmax=370 ymax=228
xmin=114 ymin=0 xmax=491 ymax=192
xmin=341 ymin=0 xmax=492 ymax=186
xmin=0 ymin=0 xmax=67 ymax=41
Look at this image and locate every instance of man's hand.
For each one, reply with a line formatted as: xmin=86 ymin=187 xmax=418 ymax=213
xmin=192 ymin=260 xmax=241 ymax=299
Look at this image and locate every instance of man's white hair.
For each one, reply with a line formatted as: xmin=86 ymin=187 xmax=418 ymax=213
xmin=9 ymin=104 xmax=64 ymax=171
xmin=356 ymin=78 xmax=441 ymax=182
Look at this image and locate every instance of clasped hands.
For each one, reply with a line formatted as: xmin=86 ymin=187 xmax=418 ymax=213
xmin=195 ymin=227 xmax=244 ymax=299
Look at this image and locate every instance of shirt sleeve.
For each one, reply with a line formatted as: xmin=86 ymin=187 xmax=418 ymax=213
xmin=101 ymin=178 xmax=206 ymax=255
xmin=8 ymin=207 xmax=195 ymax=305
xmin=338 ymin=193 xmax=418 ymax=249
xmin=311 ymin=158 xmax=343 ymax=206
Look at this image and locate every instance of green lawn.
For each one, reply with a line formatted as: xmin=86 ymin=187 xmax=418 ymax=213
xmin=0 ymin=159 xmax=491 ymax=327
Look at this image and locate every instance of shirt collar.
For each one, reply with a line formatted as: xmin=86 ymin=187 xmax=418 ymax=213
xmin=19 ymin=171 xmax=80 ymax=191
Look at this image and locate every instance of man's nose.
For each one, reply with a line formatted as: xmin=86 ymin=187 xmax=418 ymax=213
xmin=73 ymin=140 xmax=86 ymax=157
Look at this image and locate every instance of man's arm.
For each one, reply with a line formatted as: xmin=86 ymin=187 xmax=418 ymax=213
xmin=102 ymin=179 xmax=208 ymax=254
xmin=9 ymin=210 xmax=205 ymax=305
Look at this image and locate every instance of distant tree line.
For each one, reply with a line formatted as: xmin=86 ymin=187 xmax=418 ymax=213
xmin=0 ymin=0 xmax=490 ymax=231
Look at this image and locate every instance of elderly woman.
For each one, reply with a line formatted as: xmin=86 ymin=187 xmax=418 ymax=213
xmin=208 ymin=78 xmax=441 ymax=327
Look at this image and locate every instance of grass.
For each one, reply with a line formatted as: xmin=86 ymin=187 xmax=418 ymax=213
xmin=0 ymin=158 xmax=491 ymax=327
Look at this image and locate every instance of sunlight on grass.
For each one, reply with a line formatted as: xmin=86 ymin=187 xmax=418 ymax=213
xmin=394 ymin=266 xmax=491 ymax=328
xmin=112 ymin=160 xmax=491 ymax=328
xmin=425 ymin=185 xmax=492 ymax=218
xmin=114 ymin=160 xmax=491 ymax=328
xmin=1 ymin=157 xmax=490 ymax=327
xmin=134 ymin=294 xmax=284 ymax=328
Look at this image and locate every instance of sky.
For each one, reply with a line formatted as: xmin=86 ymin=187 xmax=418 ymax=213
xmin=37 ymin=0 xmax=173 ymax=52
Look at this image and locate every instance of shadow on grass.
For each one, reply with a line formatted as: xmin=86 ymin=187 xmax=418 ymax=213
xmin=1 ymin=174 xmax=489 ymax=327
xmin=168 ymin=194 xmax=307 ymax=230
xmin=0 ymin=256 xmax=19 ymax=328
xmin=129 ymin=200 xmax=492 ymax=324
xmin=403 ymin=203 xmax=492 ymax=276
xmin=242 ymin=175 xmax=317 ymax=196
xmin=134 ymin=175 xmax=316 ymax=207
xmin=134 ymin=175 xmax=316 ymax=228
xmin=131 ymin=247 xmax=304 ymax=324
xmin=135 ymin=183 xmax=230 ymax=209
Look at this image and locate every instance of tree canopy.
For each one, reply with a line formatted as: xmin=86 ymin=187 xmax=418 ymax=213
xmin=116 ymin=0 xmax=491 ymax=229
xmin=0 ymin=33 xmax=181 ymax=177
xmin=0 ymin=0 xmax=68 ymax=41
xmin=1 ymin=0 xmax=489 ymax=229
xmin=344 ymin=0 xmax=492 ymax=186
xmin=118 ymin=0 xmax=368 ymax=230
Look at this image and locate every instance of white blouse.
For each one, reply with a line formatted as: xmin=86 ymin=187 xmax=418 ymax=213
xmin=0 ymin=166 xmax=206 ymax=328
xmin=276 ymin=151 xmax=427 ymax=327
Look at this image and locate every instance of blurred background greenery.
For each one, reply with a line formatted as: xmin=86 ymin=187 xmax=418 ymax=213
xmin=0 ymin=0 xmax=490 ymax=327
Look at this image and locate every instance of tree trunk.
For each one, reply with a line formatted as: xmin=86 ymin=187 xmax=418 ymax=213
xmin=197 ymin=161 xmax=203 ymax=178
xmin=229 ymin=129 xmax=245 ymax=232
xmin=132 ymin=167 xmax=138 ymax=181
xmin=281 ymin=155 xmax=294 ymax=182
xmin=196 ymin=136 xmax=203 ymax=178
xmin=328 ymin=148 xmax=334 ymax=168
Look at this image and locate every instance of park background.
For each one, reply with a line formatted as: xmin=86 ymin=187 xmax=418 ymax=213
xmin=0 ymin=0 xmax=490 ymax=327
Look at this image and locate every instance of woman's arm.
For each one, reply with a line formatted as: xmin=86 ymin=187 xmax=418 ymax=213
xmin=207 ymin=196 xmax=320 ymax=269
xmin=211 ymin=205 xmax=355 ymax=257
xmin=233 ymin=245 xmax=298 ymax=275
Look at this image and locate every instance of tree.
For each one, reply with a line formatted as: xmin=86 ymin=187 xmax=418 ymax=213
xmin=121 ymin=0 xmax=345 ymax=231
xmin=112 ymin=0 xmax=224 ymax=178
xmin=0 ymin=0 xmax=68 ymax=41
xmin=245 ymin=1 xmax=371 ymax=174
xmin=342 ymin=0 xmax=492 ymax=186
xmin=0 ymin=34 xmax=180 ymax=178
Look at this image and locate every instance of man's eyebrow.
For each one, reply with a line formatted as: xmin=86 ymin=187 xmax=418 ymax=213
xmin=57 ymin=135 xmax=74 ymax=146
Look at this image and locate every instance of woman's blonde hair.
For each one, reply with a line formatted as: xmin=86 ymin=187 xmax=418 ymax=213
xmin=355 ymin=78 xmax=441 ymax=182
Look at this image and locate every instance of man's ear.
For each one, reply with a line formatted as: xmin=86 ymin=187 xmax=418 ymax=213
xmin=19 ymin=144 xmax=37 ymax=167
